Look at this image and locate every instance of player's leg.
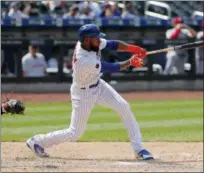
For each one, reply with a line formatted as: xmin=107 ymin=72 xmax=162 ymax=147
xmin=26 ymin=93 xmax=95 ymax=157
xmin=97 ymin=80 xmax=153 ymax=160
xmin=197 ymin=60 xmax=204 ymax=74
xmin=176 ymin=55 xmax=187 ymax=74
xmin=164 ymin=52 xmax=177 ymax=74
xmin=196 ymin=55 xmax=204 ymax=74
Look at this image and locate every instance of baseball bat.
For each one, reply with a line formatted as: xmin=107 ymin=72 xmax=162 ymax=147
xmin=147 ymin=40 xmax=204 ymax=55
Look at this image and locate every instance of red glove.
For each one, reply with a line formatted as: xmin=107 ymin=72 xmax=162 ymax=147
xmin=127 ymin=45 xmax=147 ymax=59
xmin=130 ymin=55 xmax=144 ymax=68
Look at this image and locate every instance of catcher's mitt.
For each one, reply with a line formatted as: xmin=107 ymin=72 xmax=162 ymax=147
xmin=3 ymin=99 xmax=25 ymax=114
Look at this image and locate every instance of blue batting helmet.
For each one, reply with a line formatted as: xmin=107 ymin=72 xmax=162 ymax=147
xmin=78 ymin=24 xmax=106 ymax=41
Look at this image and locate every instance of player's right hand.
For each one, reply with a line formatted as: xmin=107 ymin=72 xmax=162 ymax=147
xmin=130 ymin=55 xmax=144 ymax=68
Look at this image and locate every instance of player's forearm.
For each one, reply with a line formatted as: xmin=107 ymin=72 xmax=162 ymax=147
xmin=189 ymin=29 xmax=197 ymax=37
xmin=117 ymin=41 xmax=144 ymax=53
xmin=119 ymin=59 xmax=131 ymax=71
xmin=100 ymin=60 xmax=131 ymax=73
xmin=184 ymin=25 xmax=197 ymax=37
xmin=106 ymin=40 xmax=146 ymax=57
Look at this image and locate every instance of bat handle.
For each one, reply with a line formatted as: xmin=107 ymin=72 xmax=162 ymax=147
xmin=146 ymin=50 xmax=159 ymax=55
xmin=147 ymin=47 xmax=174 ymax=55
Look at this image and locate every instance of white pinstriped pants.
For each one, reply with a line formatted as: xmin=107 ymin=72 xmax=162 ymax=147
xmin=34 ymin=79 xmax=144 ymax=153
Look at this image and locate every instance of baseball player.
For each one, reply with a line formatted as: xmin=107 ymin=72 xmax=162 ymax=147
xmin=195 ymin=21 xmax=204 ymax=74
xmin=26 ymin=24 xmax=153 ymax=160
xmin=164 ymin=17 xmax=197 ymax=74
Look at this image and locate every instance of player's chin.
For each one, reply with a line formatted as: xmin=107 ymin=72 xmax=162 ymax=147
xmin=91 ymin=47 xmax=99 ymax=52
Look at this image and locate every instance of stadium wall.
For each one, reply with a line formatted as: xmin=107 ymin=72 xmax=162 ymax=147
xmin=1 ymin=80 xmax=203 ymax=93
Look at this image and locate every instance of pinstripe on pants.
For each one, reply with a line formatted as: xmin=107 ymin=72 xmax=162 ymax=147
xmin=34 ymin=79 xmax=144 ymax=153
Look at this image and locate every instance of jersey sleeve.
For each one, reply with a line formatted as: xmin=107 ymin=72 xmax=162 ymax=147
xmin=166 ymin=28 xmax=181 ymax=39
xmin=100 ymin=61 xmax=120 ymax=72
xmin=100 ymin=38 xmax=119 ymax=50
xmin=99 ymin=38 xmax=107 ymax=50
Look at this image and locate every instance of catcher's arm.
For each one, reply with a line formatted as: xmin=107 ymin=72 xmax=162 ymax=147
xmin=1 ymin=99 xmax=25 ymax=115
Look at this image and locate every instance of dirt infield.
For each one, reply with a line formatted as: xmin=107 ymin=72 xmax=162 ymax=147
xmin=2 ymin=91 xmax=203 ymax=103
xmin=1 ymin=142 xmax=203 ymax=172
xmin=1 ymin=91 xmax=203 ymax=172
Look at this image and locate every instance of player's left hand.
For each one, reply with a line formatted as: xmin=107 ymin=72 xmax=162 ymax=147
xmin=130 ymin=55 xmax=144 ymax=68
xmin=3 ymin=99 xmax=25 ymax=115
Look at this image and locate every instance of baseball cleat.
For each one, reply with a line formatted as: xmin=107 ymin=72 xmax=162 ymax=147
xmin=26 ymin=137 xmax=49 ymax=158
xmin=136 ymin=149 xmax=154 ymax=160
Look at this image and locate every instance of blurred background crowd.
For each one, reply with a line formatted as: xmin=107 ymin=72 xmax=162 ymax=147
xmin=1 ymin=1 xmax=204 ymax=78
xmin=1 ymin=1 xmax=203 ymax=20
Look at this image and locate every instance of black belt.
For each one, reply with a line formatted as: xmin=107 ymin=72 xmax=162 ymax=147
xmin=80 ymin=80 xmax=99 ymax=90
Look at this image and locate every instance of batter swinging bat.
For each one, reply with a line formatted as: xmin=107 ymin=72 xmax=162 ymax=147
xmin=147 ymin=40 xmax=204 ymax=55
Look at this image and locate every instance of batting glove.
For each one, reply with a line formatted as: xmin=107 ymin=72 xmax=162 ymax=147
xmin=127 ymin=45 xmax=147 ymax=59
xmin=135 ymin=48 xmax=147 ymax=59
xmin=130 ymin=55 xmax=144 ymax=68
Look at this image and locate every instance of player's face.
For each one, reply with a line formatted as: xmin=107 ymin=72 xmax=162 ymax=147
xmin=90 ymin=38 xmax=100 ymax=52
xmin=29 ymin=46 xmax=38 ymax=56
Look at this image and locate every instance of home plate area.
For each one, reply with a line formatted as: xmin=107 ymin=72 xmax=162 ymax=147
xmin=1 ymin=142 xmax=203 ymax=172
